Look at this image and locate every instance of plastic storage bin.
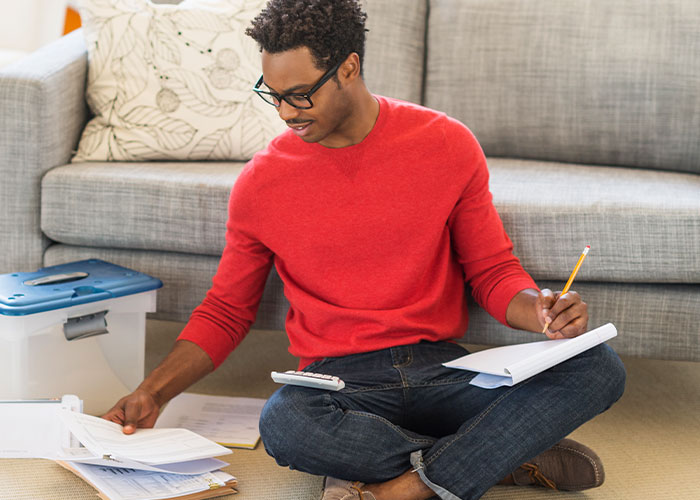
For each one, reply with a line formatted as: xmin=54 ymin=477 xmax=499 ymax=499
xmin=0 ymin=259 xmax=162 ymax=414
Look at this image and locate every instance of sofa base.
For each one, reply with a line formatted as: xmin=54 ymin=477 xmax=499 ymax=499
xmin=44 ymin=244 xmax=700 ymax=362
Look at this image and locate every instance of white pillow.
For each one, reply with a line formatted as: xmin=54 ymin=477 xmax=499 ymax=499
xmin=73 ymin=0 xmax=285 ymax=162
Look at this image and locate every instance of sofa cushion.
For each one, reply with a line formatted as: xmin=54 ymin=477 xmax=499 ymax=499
xmin=488 ymin=158 xmax=700 ymax=283
xmin=425 ymin=0 xmax=700 ymax=174
xmin=363 ymin=0 xmax=427 ymax=104
xmin=42 ymin=157 xmax=700 ymax=283
xmin=41 ymin=162 xmax=242 ymax=256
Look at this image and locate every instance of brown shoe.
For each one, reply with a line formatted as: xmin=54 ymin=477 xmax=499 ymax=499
xmin=510 ymin=439 xmax=605 ymax=491
xmin=320 ymin=477 xmax=377 ymax=500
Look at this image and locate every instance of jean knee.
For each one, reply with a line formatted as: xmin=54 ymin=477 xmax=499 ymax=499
xmin=259 ymin=385 xmax=325 ymax=466
xmin=259 ymin=388 xmax=296 ymax=461
xmin=587 ymin=344 xmax=626 ymax=408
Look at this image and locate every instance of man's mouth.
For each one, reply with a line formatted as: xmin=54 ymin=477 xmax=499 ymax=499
xmin=287 ymin=121 xmax=313 ymax=137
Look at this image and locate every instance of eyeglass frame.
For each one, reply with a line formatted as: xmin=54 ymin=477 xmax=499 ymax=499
xmin=252 ymin=58 xmax=345 ymax=110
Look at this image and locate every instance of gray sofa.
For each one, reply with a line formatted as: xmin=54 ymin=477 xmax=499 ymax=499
xmin=1 ymin=0 xmax=698 ymax=361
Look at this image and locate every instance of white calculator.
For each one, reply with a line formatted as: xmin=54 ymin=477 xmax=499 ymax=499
xmin=271 ymin=370 xmax=345 ymax=391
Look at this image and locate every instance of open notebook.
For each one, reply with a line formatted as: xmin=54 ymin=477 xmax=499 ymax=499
xmin=444 ymin=323 xmax=617 ymax=388
xmin=57 ymin=411 xmax=232 ymax=474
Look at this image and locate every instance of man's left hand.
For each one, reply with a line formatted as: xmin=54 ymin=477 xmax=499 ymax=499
xmin=537 ymin=288 xmax=588 ymax=339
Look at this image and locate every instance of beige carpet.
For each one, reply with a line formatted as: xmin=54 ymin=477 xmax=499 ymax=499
xmin=1 ymin=320 xmax=699 ymax=500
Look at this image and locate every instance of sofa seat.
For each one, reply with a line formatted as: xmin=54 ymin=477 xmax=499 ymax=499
xmin=487 ymin=158 xmax=700 ymax=283
xmin=41 ymin=161 xmax=244 ymax=256
xmin=42 ymin=158 xmax=700 ymax=283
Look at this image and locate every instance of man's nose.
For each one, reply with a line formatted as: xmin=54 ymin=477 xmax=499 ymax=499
xmin=277 ymin=100 xmax=300 ymax=122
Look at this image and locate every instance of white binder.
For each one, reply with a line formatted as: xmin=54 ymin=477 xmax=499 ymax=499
xmin=0 ymin=394 xmax=82 ymax=458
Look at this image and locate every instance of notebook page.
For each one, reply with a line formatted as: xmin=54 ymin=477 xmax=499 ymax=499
xmin=59 ymin=411 xmax=231 ymax=465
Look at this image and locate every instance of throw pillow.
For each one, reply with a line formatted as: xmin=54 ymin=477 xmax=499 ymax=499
xmin=73 ymin=0 xmax=285 ymax=162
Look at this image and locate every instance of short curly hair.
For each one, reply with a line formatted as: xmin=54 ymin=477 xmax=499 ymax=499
xmin=245 ymin=0 xmax=368 ymax=74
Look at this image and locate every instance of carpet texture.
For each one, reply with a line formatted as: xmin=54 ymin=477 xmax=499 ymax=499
xmin=1 ymin=321 xmax=698 ymax=500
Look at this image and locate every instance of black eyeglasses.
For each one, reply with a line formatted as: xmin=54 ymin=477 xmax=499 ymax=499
xmin=253 ymin=59 xmax=343 ymax=110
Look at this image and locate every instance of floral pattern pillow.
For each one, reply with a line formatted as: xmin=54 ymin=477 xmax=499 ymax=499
xmin=73 ymin=0 xmax=285 ymax=162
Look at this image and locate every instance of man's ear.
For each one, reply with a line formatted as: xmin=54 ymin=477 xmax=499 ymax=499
xmin=339 ymin=52 xmax=361 ymax=83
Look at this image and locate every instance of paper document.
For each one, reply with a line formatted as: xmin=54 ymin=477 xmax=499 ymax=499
xmin=58 ymin=460 xmax=237 ymax=500
xmin=444 ymin=323 xmax=617 ymax=388
xmin=62 ymin=454 xmax=230 ymax=475
xmin=58 ymin=411 xmax=231 ymax=473
xmin=0 ymin=395 xmax=82 ymax=458
xmin=155 ymin=394 xmax=266 ymax=449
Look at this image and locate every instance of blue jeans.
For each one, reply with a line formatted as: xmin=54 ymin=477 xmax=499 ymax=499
xmin=259 ymin=340 xmax=626 ymax=500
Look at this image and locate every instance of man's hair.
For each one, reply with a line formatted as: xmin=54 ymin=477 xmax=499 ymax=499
xmin=245 ymin=0 xmax=368 ymax=74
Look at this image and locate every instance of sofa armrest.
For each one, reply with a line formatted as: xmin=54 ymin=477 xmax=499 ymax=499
xmin=0 ymin=29 xmax=89 ymax=273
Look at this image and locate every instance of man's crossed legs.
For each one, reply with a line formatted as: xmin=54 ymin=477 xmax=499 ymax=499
xmin=260 ymin=340 xmax=626 ymax=500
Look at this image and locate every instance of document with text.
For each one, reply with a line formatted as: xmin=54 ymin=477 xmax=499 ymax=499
xmin=155 ymin=394 xmax=266 ymax=449
xmin=58 ymin=460 xmax=237 ymax=500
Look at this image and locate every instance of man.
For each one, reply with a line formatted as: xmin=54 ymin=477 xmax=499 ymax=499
xmin=104 ymin=1 xmax=626 ymax=499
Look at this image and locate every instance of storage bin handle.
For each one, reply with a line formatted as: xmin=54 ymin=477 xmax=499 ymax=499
xmin=24 ymin=272 xmax=89 ymax=286
xmin=64 ymin=310 xmax=109 ymax=341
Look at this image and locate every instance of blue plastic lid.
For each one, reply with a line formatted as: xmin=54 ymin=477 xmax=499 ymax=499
xmin=0 ymin=259 xmax=163 ymax=316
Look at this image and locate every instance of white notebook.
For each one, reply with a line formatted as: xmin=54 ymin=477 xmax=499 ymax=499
xmin=443 ymin=323 xmax=617 ymax=388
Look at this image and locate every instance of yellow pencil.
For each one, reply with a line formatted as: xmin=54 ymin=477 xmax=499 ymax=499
xmin=542 ymin=245 xmax=590 ymax=333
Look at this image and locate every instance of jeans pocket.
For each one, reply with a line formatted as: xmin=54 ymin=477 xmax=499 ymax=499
xmin=302 ymin=357 xmax=332 ymax=372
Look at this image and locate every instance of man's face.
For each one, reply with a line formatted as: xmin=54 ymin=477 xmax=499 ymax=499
xmin=260 ymin=47 xmax=352 ymax=147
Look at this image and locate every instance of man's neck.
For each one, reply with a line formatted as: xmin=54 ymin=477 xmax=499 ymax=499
xmin=319 ymin=89 xmax=380 ymax=149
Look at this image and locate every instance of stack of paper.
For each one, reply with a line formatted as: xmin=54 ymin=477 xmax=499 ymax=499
xmin=1 ymin=395 xmax=251 ymax=499
xmin=58 ymin=461 xmax=237 ymax=500
xmin=56 ymin=411 xmax=237 ymax=500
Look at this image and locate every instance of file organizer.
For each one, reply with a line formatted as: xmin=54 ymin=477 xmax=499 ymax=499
xmin=0 ymin=260 xmax=162 ymax=414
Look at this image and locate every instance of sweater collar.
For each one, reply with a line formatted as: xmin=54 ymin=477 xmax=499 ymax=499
xmin=297 ymin=95 xmax=388 ymax=155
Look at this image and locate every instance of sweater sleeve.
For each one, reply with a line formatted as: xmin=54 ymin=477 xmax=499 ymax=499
xmin=445 ymin=120 xmax=538 ymax=326
xmin=177 ymin=162 xmax=274 ymax=368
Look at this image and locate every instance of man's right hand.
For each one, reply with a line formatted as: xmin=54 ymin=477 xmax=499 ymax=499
xmin=100 ymin=339 xmax=215 ymax=434
xmin=102 ymin=388 xmax=161 ymax=434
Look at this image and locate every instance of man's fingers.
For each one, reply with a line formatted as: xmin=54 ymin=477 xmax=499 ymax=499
xmin=548 ymin=314 xmax=588 ymax=339
xmin=101 ymin=406 xmax=126 ymax=426
xmin=547 ymin=296 xmax=579 ymax=329
xmin=548 ymin=309 xmax=585 ymax=336
xmin=107 ymin=391 xmax=160 ymax=434
xmin=537 ymin=288 xmax=556 ymax=326
xmin=538 ymin=288 xmax=556 ymax=306
xmin=547 ymin=291 xmax=579 ymax=317
xmin=122 ymin=399 xmax=143 ymax=434
xmin=544 ymin=290 xmax=588 ymax=337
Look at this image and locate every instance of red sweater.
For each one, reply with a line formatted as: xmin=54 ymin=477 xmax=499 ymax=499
xmin=178 ymin=96 xmax=537 ymax=369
